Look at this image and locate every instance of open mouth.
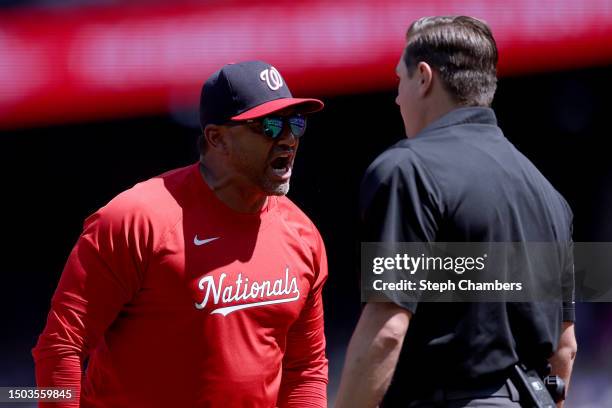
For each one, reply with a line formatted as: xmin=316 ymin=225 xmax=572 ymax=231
xmin=270 ymin=156 xmax=291 ymax=170
xmin=268 ymin=153 xmax=293 ymax=180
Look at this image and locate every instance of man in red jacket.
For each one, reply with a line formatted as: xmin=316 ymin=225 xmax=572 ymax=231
xmin=33 ymin=60 xmax=328 ymax=408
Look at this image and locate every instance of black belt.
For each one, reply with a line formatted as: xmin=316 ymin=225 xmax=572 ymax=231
xmin=408 ymin=379 xmax=521 ymax=406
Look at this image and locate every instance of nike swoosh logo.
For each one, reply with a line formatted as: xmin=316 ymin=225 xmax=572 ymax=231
xmin=194 ymin=235 xmax=220 ymax=246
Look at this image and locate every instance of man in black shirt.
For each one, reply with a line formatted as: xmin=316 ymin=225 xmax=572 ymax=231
xmin=335 ymin=16 xmax=577 ymax=407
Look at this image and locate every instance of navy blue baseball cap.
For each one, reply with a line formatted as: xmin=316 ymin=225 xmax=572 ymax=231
xmin=199 ymin=60 xmax=324 ymax=130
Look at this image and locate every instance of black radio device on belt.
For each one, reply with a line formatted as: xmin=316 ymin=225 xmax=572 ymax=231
xmin=511 ymin=364 xmax=566 ymax=407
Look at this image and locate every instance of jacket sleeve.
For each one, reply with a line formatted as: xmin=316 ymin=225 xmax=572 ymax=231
xmin=277 ymin=226 xmax=328 ymax=407
xmin=32 ymin=202 xmax=149 ymax=407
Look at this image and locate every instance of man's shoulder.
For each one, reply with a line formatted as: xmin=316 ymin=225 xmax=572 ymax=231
xmin=90 ymin=164 xmax=194 ymax=228
xmin=368 ymin=141 xmax=418 ymax=171
xmin=275 ymin=196 xmax=322 ymax=244
xmin=362 ymin=142 xmax=430 ymax=192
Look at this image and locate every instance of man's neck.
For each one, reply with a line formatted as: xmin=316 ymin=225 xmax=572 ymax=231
xmin=409 ymin=98 xmax=460 ymax=138
xmin=198 ymin=161 xmax=268 ymax=214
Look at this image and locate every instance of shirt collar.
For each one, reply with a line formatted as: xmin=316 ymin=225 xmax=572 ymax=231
xmin=415 ymin=107 xmax=498 ymax=138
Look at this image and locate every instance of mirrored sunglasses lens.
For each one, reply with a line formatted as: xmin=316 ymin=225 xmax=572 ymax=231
xmin=262 ymin=117 xmax=283 ymax=138
xmin=288 ymin=116 xmax=307 ymax=137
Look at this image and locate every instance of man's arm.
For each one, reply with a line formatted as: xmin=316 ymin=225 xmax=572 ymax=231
xmin=277 ymin=228 xmax=329 ymax=408
xmin=277 ymin=286 xmax=328 ymax=407
xmin=549 ymin=321 xmax=577 ymax=407
xmin=334 ymin=303 xmax=411 ymax=408
xmin=32 ymin=206 xmax=146 ymax=407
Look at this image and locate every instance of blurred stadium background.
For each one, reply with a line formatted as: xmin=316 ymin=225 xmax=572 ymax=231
xmin=1 ymin=0 xmax=612 ymax=406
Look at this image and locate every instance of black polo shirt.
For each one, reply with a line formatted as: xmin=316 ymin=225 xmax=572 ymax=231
xmin=359 ymin=107 xmax=575 ymax=402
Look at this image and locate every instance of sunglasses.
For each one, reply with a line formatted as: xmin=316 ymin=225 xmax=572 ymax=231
xmin=227 ymin=115 xmax=307 ymax=139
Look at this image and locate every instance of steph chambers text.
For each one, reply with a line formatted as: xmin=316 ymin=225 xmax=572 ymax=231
xmin=372 ymin=279 xmax=523 ymax=292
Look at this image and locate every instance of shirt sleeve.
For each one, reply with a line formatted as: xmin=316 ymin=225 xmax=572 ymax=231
xmin=277 ymin=226 xmax=328 ymax=408
xmin=32 ymin=200 xmax=150 ymax=407
xmin=561 ymin=216 xmax=575 ymax=322
xmin=359 ymin=148 xmax=442 ymax=314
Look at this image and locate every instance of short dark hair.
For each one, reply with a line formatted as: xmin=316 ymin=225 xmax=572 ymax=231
xmin=404 ymin=16 xmax=498 ymax=106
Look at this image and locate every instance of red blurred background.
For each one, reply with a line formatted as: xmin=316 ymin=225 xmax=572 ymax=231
xmin=2 ymin=0 xmax=612 ymax=129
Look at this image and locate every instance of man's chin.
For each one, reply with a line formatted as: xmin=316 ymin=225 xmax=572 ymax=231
xmin=264 ymin=180 xmax=290 ymax=196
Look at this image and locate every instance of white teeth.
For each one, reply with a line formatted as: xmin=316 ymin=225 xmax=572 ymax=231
xmin=270 ymin=165 xmax=291 ymax=177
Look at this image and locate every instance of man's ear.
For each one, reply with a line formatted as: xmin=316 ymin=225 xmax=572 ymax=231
xmin=204 ymin=124 xmax=229 ymax=154
xmin=417 ymin=61 xmax=434 ymax=98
